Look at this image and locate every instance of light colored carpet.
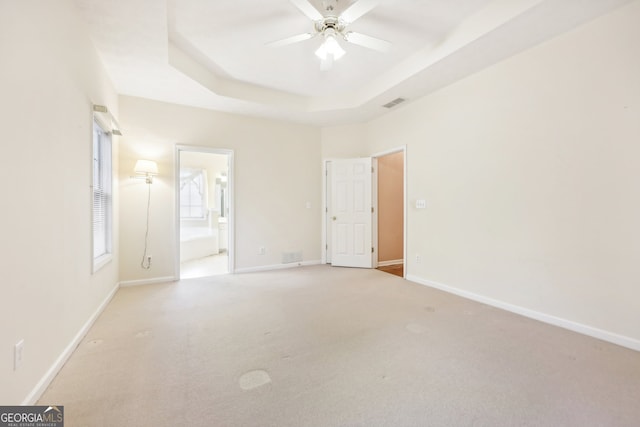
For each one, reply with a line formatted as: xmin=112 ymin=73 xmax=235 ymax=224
xmin=39 ymin=265 xmax=640 ymax=426
xmin=180 ymin=253 xmax=228 ymax=279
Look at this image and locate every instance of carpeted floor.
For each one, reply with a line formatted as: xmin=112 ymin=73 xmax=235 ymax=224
xmin=39 ymin=265 xmax=640 ymax=426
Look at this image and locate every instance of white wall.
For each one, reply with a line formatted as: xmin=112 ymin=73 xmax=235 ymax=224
xmin=323 ymin=1 xmax=640 ymax=347
xmin=321 ymin=124 xmax=368 ymax=159
xmin=118 ymin=96 xmax=322 ymax=281
xmin=0 ymin=0 xmax=119 ymax=404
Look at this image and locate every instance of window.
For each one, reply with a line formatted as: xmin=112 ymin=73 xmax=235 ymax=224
xmin=92 ymin=119 xmax=112 ymax=271
xmin=180 ymin=169 xmax=207 ymax=219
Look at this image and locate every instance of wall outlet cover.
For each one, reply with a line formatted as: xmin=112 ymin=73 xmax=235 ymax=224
xmin=14 ymin=339 xmax=24 ymax=370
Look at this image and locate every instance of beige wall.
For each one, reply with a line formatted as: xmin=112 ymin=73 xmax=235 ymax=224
xmin=118 ymin=96 xmax=322 ymax=281
xmin=323 ymin=1 xmax=640 ymax=347
xmin=0 ymin=0 xmax=119 ymax=404
xmin=377 ymin=152 xmax=404 ymax=263
xmin=321 ymin=124 xmax=368 ymax=159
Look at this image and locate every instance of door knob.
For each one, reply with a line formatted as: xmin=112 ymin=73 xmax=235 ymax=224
xmin=332 ymin=216 xmax=337 ymax=221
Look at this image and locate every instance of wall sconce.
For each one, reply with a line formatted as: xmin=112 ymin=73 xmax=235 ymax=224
xmin=133 ymin=160 xmax=158 ymax=184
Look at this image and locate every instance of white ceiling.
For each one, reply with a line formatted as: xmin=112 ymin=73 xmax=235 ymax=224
xmin=74 ymin=0 xmax=631 ymax=126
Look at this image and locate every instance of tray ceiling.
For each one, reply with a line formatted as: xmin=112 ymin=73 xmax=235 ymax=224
xmin=74 ymin=0 xmax=631 ymax=126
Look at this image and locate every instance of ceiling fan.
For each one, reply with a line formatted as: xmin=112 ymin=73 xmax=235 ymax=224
xmin=267 ymin=0 xmax=392 ymax=70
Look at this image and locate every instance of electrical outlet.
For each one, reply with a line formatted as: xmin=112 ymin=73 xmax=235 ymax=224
xmin=415 ymin=254 xmax=421 ymax=264
xmin=14 ymin=340 xmax=24 ymax=370
xmin=259 ymin=247 xmax=266 ymax=255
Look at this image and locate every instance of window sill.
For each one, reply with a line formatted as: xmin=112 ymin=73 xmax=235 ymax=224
xmin=93 ymin=253 xmax=113 ymax=274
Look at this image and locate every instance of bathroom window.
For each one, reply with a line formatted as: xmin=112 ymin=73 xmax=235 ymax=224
xmin=92 ymin=118 xmax=112 ymax=272
xmin=180 ymin=169 xmax=207 ymax=219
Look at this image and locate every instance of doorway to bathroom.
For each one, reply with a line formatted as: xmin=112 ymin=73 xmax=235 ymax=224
xmin=176 ymin=146 xmax=234 ymax=279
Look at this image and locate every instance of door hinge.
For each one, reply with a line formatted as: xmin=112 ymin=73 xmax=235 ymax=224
xmin=371 ymin=247 xmax=374 ymax=253
xmin=326 ymin=244 xmax=328 ymax=250
xmin=371 ymin=206 xmax=374 ymax=213
xmin=371 ymin=166 xmax=374 ymax=173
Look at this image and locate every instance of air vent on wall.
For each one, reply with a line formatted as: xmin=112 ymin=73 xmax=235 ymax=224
xmin=382 ymin=97 xmax=407 ymax=109
xmin=282 ymin=251 xmax=303 ymax=264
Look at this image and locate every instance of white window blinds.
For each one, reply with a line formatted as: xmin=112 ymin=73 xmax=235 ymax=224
xmin=93 ymin=119 xmax=112 ymax=270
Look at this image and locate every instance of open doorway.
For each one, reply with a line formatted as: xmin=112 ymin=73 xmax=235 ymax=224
xmin=177 ymin=147 xmax=233 ymax=279
xmin=375 ymin=150 xmax=405 ymax=277
xmin=322 ymin=147 xmax=406 ymax=277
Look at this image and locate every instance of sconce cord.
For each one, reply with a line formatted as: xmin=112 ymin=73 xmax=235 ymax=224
xmin=141 ymin=180 xmax=152 ymax=269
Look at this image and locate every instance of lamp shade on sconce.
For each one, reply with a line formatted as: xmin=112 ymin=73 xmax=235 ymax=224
xmin=134 ymin=160 xmax=158 ymax=176
xmin=133 ymin=159 xmax=158 ymax=184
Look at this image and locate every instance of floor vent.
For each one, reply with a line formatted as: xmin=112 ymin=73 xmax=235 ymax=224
xmin=382 ymin=97 xmax=406 ymax=108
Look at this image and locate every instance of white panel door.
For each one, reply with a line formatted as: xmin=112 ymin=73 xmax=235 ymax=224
xmin=331 ymin=158 xmax=373 ymax=268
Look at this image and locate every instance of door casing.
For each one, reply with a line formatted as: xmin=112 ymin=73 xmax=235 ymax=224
xmin=175 ymin=145 xmax=235 ymax=278
xmin=322 ymin=146 xmax=407 ymax=275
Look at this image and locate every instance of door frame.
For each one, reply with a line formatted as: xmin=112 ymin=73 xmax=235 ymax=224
xmin=322 ymin=159 xmax=333 ymax=265
xmin=175 ymin=145 xmax=235 ymax=276
xmin=322 ymin=145 xmax=407 ymax=275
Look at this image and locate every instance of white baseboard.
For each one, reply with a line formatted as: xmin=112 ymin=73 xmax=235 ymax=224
xmin=119 ymin=276 xmax=177 ymax=287
xmin=235 ymin=260 xmax=321 ymax=274
xmin=377 ymin=259 xmax=404 ymax=267
xmin=22 ymin=283 xmax=120 ymax=405
xmin=406 ymin=274 xmax=640 ymax=352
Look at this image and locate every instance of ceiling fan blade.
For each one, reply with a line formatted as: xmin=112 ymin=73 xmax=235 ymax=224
xmin=344 ymin=32 xmax=391 ymax=52
xmin=340 ymin=0 xmax=381 ymax=23
xmin=289 ymin=0 xmax=324 ymax=21
xmin=266 ymin=33 xmax=315 ymax=48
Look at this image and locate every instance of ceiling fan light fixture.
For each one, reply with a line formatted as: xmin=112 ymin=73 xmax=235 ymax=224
xmin=315 ymin=33 xmax=345 ymax=61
